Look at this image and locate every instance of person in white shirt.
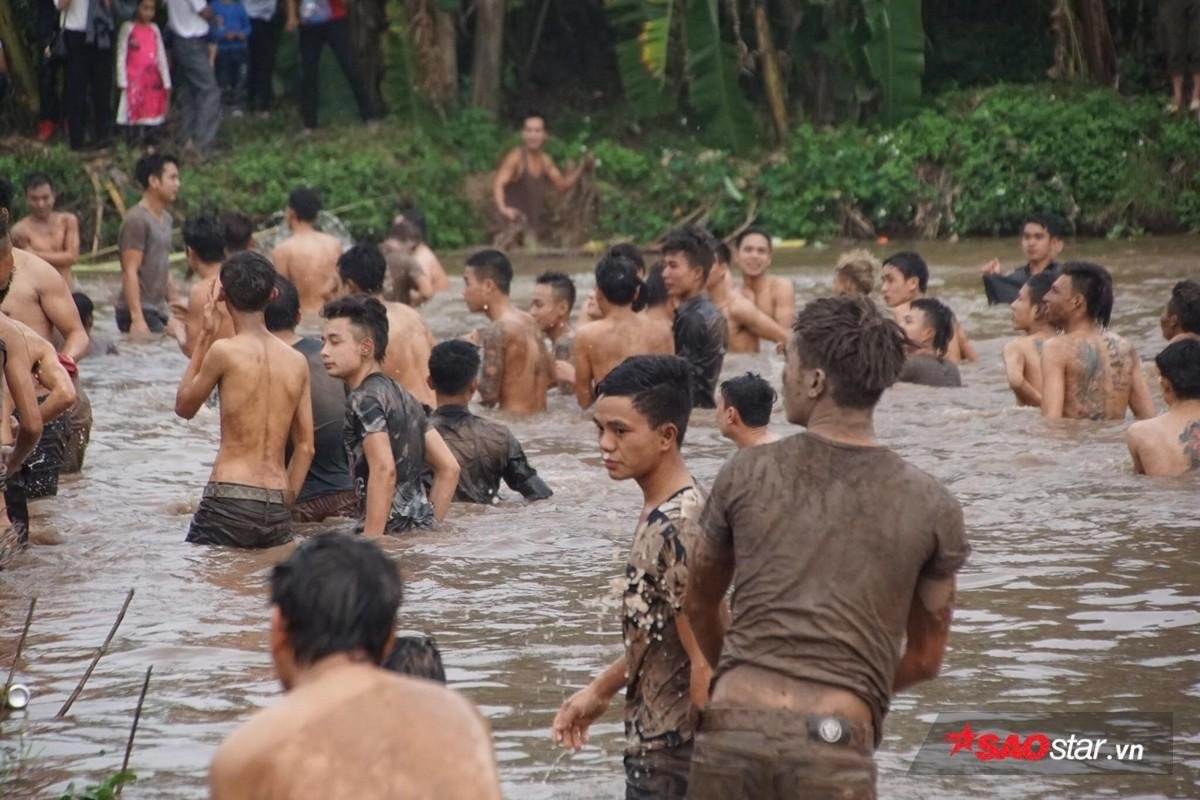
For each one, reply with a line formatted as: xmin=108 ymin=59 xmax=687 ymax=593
xmin=164 ymin=0 xmax=222 ymax=151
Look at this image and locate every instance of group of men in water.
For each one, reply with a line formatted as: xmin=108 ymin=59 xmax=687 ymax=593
xmin=1 ymin=151 xmax=1198 ymax=799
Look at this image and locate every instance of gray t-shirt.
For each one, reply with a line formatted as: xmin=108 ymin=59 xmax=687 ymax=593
xmin=898 ymin=352 xmax=962 ymax=387
xmin=116 ymin=203 xmax=173 ymax=314
xmin=291 ymin=337 xmax=353 ymax=501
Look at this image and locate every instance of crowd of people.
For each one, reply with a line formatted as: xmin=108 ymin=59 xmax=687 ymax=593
xmin=1 ymin=151 xmax=1198 ymax=798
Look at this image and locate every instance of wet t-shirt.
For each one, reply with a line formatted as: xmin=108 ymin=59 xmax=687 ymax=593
xmin=898 ymin=352 xmax=962 ymax=387
xmin=291 ymin=337 xmax=353 ymax=501
xmin=116 ymin=203 xmax=173 ymax=315
xmin=701 ymin=433 xmax=969 ymax=744
xmin=623 ymin=484 xmax=706 ymax=755
xmin=428 ymin=405 xmax=552 ymax=504
xmin=345 ymin=372 xmax=434 ymax=533
xmin=983 ymin=261 xmax=1060 ymax=305
xmin=673 ymin=295 xmax=726 ymax=409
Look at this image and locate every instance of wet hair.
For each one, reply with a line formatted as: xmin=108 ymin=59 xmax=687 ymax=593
xmin=389 ymin=218 xmax=423 ymax=244
xmin=1023 ymin=212 xmax=1068 ymax=240
xmin=182 ymin=214 xmax=226 ymax=264
xmin=73 ymin=291 xmax=94 ymax=328
xmin=910 ymin=297 xmax=956 ymax=358
xmin=382 ymin=635 xmax=446 ymax=683
xmin=714 ymin=241 xmax=732 ymax=266
xmin=1026 ymin=271 xmax=1057 ymax=305
xmin=643 ymin=263 xmax=669 ymax=308
xmin=606 ymin=242 xmax=645 ymax=275
xmin=219 ymin=251 xmax=277 ymax=311
xmin=595 ymin=354 xmax=694 ymax=445
xmin=719 ymin=372 xmax=776 ymax=428
xmin=735 ymin=226 xmax=772 ymax=250
xmin=394 ymin=207 xmax=428 ymax=242
xmin=661 ymin=226 xmax=716 ymax=281
xmin=883 ymin=251 xmax=929 ymax=294
xmin=1167 ymin=279 xmax=1200 ymax=335
xmin=1062 ymin=261 xmax=1114 ymax=326
xmin=465 ymin=249 xmax=513 ymax=295
xmin=338 ymin=244 xmax=387 ymax=294
xmin=321 ymin=294 xmax=390 ymax=362
xmin=1155 ymin=339 xmax=1200 ymax=400
xmin=595 ymin=253 xmax=646 ymax=311
xmin=264 ymin=274 xmax=301 ymax=332
xmin=23 ymin=172 xmax=53 ymax=193
xmin=536 ymin=270 xmax=577 ymax=311
xmin=428 ymin=339 xmax=481 ymax=395
xmin=791 ymin=296 xmax=908 ymax=409
xmin=134 ymin=153 xmax=178 ymax=189
xmin=0 ymin=177 xmax=12 ymax=211
xmin=835 ymin=249 xmax=879 ymax=295
xmin=288 ymin=186 xmax=322 ymax=222
xmin=269 ymin=533 xmax=403 ymax=667
xmin=220 ymin=212 xmax=254 ymax=253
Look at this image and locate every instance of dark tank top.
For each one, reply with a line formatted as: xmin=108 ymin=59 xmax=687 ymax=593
xmin=503 ymin=150 xmax=551 ymax=235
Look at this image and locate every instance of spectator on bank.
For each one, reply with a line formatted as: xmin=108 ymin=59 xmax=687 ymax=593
xmin=285 ymin=0 xmax=376 ymax=132
xmin=61 ymin=0 xmax=116 ymax=151
xmin=1163 ymin=0 xmax=1200 ymax=113
xmin=245 ymin=0 xmax=279 ymax=113
xmin=209 ymin=0 xmax=251 ymax=115
xmin=116 ymin=0 xmax=172 ymax=148
xmin=35 ymin=0 xmax=65 ymax=142
xmin=165 ymin=0 xmax=222 ymax=152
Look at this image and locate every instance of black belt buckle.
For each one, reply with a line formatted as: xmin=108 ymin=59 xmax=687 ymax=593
xmin=808 ymin=715 xmax=851 ymax=747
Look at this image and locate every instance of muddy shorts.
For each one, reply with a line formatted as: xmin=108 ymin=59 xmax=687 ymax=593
xmin=186 ymin=482 xmax=293 ymax=548
xmin=292 ymin=489 xmax=359 ymax=523
xmin=115 ymin=306 xmax=171 ymax=333
xmin=687 ymin=707 xmax=877 ymax=800
xmin=1162 ymin=0 xmax=1200 ymax=73
xmin=625 ymin=743 xmax=693 ymax=800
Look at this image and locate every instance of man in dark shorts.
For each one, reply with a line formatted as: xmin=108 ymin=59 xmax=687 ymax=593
xmin=684 ymin=296 xmax=970 ymax=800
xmin=426 ymin=339 xmax=552 ymax=505
xmin=319 ymin=294 xmax=459 ymax=535
xmin=552 ymin=355 xmax=712 ymax=800
xmin=175 ymin=252 xmax=315 ymax=548
xmin=118 ymin=154 xmax=181 ymax=341
xmin=897 ymin=298 xmax=963 ymax=388
xmin=661 ymin=227 xmax=726 ymax=409
xmin=265 ymin=275 xmax=357 ymax=523
xmin=980 ymin=213 xmax=1065 ymax=305
xmin=716 ymin=372 xmax=778 ymax=450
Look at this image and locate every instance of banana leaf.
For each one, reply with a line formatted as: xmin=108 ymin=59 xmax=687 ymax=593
xmin=608 ymin=0 xmax=677 ymax=117
xmin=684 ymin=0 xmax=758 ymax=152
xmin=861 ymin=0 xmax=925 ymax=124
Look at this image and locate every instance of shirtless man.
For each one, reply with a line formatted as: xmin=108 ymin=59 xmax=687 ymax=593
xmin=529 ymin=271 xmax=576 ymax=388
xmin=177 ymin=215 xmax=235 ymax=357
xmin=220 ymin=211 xmax=255 ymax=255
xmin=662 ymin=227 xmax=726 ymax=409
xmin=492 ymin=113 xmax=591 ymax=247
xmin=1041 ymin=262 xmax=1156 ymax=421
xmin=175 ymin=251 xmax=315 ymax=548
xmin=832 ymin=249 xmax=879 ymax=297
xmin=393 ymin=207 xmax=449 ymax=293
xmin=1160 ymin=279 xmax=1200 ymax=344
xmin=709 ymin=242 xmax=788 ymax=353
xmin=684 ymin=295 xmax=969 ymax=800
xmin=734 ymin=227 xmax=795 ymax=330
xmin=336 ymin=244 xmax=435 ymax=407
xmin=380 ymin=219 xmax=434 ymax=306
xmin=981 ymin=212 xmax=1065 ymax=306
xmin=0 ymin=307 xmax=43 ymax=565
xmin=271 ymin=187 xmax=343 ymax=316
xmin=716 ymin=372 xmax=778 ymax=450
xmin=462 ymin=249 xmax=551 ymax=414
xmin=881 ymin=251 xmax=977 ymax=364
xmin=209 ymin=533 xmax=502 ymax=800
xmin=574 ymin=253 xmax=673 ymax=409
xmin=11 ymin=173 xmax=80 ymax=288
xmin=1002 ymin=272 xmax=1056 ymax=407
xmin=116 ymin=153 xmax=181 ymax=343
xmin=1127 ymin=340 xmax=1200 ymax=477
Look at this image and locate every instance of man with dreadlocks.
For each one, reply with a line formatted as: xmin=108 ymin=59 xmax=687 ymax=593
xmin=683 ymin=296 xmax=970 ymax=800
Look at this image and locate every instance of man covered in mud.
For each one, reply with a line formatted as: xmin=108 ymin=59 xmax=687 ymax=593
xmin=529 ymin=270 xmax=577 ymax=389
xmin=684 ymin=296 xmax=970 ymax=800
xmin=175 ymin=252 xmax=314 ymax=548
xmin=716 ymin=372 xmax=778 ymax=450
xmin=1127 ymin=339 xmax=1200 ymax=477
xmin=897 ymin=298 xmax=963 ymax=388
xmin=708 ymin=242 xmax=788 ymax=354
xmin=881 ymin=251 xmax=976 ymax=364
xmin=553 ymin=355 xmax=712 ymax=799
xmin=11 ymin=173 xmax=80 ymax=288
xmin=209 ymin=533 xmax=502 ymax=800
xmin=661 ymin=227 xmax=726 ymax=409
xmin=1002 ymin=271 xmax=1057 ymax=407
xmin=462 ymin=249 xmax=552 ymax=414
xmin=426 ymin=339 xmax=552 ymax=505
xmin=1160 ymin=279 xmax=1200 ymax=344
xmin=380 ymin=218 xmax=434 ymax=307
xmin=1041 ymin=262 xmax=1156 ymax=421
xmin=981 ymin=212 xmax=1066 ymax=306
xmin=271 ymin=187 xmax=343 ymax=317
xmin=734 ymin=227 xmax=795 ymax=331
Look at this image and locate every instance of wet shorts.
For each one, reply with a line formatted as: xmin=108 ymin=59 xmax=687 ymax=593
xmin=22 ymin=415 xmax=70 ymax=499
xmin=625 ymin=743 xmax=693 ymax=800
xmin=292 ymin=489 xmax=359 ymax=523
xmin=687 ymin=707 xmax=877 ymax=800
xmin=186 ymin=482 xmax=293 ymax=548
xmin=115 ymin=306 xmax=171 ymax=333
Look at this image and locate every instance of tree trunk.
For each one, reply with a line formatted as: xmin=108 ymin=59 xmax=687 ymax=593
xmin=350 ymin=0 xmax=388 ymax=113
xmin=471 ymin=0 xmax=505 ymax=114
xmin=1073 ymin=0 xmax=1117 ymax=86
xmin=0 ymin=0 xmax=38 ymax=112
xmin=753 ymin=2 xmax=787 ymax=143
xmin=407 ymin=0 xmax=458 ymax=113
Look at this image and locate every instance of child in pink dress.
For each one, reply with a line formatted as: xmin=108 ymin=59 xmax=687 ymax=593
xmin=116 ymin=0 xmax=171 ymax=147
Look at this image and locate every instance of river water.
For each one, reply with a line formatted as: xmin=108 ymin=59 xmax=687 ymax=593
xmin=1 ymin=237 xmax=1197 ymax=799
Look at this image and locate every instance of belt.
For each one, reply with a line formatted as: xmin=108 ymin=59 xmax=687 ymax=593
xmin=203 ymin=482 xmax=288 ymax=504
xmin=699 ymin=707 xmax=873 ymax=754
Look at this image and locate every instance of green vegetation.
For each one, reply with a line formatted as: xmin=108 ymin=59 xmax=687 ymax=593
xmin=57 ymin=771 xmax=137 ymax=800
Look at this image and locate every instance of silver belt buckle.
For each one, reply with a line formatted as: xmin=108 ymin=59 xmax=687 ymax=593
xmin=817 ymin=717 xmax=844 ymax=745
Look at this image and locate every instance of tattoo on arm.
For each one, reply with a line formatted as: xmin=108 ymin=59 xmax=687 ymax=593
xmin=478 ymin=324 xmax=504 ymax=407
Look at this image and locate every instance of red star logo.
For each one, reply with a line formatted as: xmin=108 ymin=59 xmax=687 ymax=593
xmin=944 ymin=722 xmax=976 ymax=756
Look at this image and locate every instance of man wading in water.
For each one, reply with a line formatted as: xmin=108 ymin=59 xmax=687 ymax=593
xmin=684 ymin=296 xmax=971 ymax=800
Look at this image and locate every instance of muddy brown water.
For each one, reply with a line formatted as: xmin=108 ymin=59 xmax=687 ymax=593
xmin=1 ymin=238 xmax=1198 ymax=798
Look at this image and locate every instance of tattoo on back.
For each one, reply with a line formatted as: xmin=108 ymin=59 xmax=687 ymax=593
xmin=1075 ymin=342 xmax=1106 ymax=420
xmin=1181 ymin=421 xmax=1200 ymax=470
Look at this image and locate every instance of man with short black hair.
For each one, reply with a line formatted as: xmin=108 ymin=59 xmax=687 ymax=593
xmin=1041 ymin=262 xmax=1156 ymax=421
xmin=1127 ymin=339 xmax=1200 ymax=476
xmin=1003 ymin=271 xmax=1057 ymax=407
xmin=11 ymin=173 xmax=80 ymax=287
xmin=177 ymin=215 xmax=235 ymax=357
xmin=175 ymin=251 xmax=315 ymax=548
xmin=117 ymin=153 xmax=181 ymax=341
xmin=716 ymin=372 xmax=778 ymax=449
xmin=734 ymin=227 xmax=794 ymax=330
xmin=708 ymin=242 xmax=788 ymax=354
xmin=271 ymin=187 xmax=342 ymax=316
xmin=981 ymin=213 xmax=1066 ymax=305
xmin=220 ymin=211 xmax=255 ymax=255
xmin=553 ymin=354 xmax=711 ymax=800
xmin=881 ymin=251 xmax=976 ymax=363
xmin=209 ymin=533 xmax=502 ymax=799
xmin=426 ymin=339 xmax=551 ymax=505
xmin=1160 ymin=279 xmax=1200 ymax=343
xmin=897 ymin=298 xmax=963 ymax=388
xmin=684 ymin=295 xmax=970 ymax=800
xmin=529 ymin=270 xmax=577 ymax=388
xmin=661 ymin=226 xmax=726 ymax=409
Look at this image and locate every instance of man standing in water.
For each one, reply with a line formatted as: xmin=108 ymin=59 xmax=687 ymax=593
xmin=708 ymin=242 xmax=788 ymax=354
xmin=734 ymin=227 xmax=794 ymax=330
xmin=175 ymin=251 xmax=315 ymax=548
xmin=1160 ymin=279 xmax=1200 ymax=343
xmin=209 ymin=533 xmax=502 ymax=799
xmin=117 ymin=154 xmax=181 ymax=342
xmin=881 ymin=251 xmax=977 ymax=364
xmin=462 ymin=249 xmax=552 ymax=414
xmin=1127 ymin=340 xmax=1200 ymax=477
xmin=272 ymin=187 xmax=343 ymax=316
xmin=684 ymin=296 xmax=970 ymax=800
xmin=553 ymin=355 xmax=712 ymax=800
xmin=662 ymin=227 xmax=725 ymax=409
xmin=1041 ymin=262 xmax=1156 ymax=421
xmin=528 ymin=270 xmax=577 ymax=388
xmin=177 ymin=214 xmax=234 ymax=357
xmin=1002 ymin=272 xmax=1057 ymax=407
xmin=11 ymin=173 xmax=80 ymax=288
xmin=716 ymin=373 xmax=778 ymax=450
xmin=981 ymin=213 xmax=1066 ymax=305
